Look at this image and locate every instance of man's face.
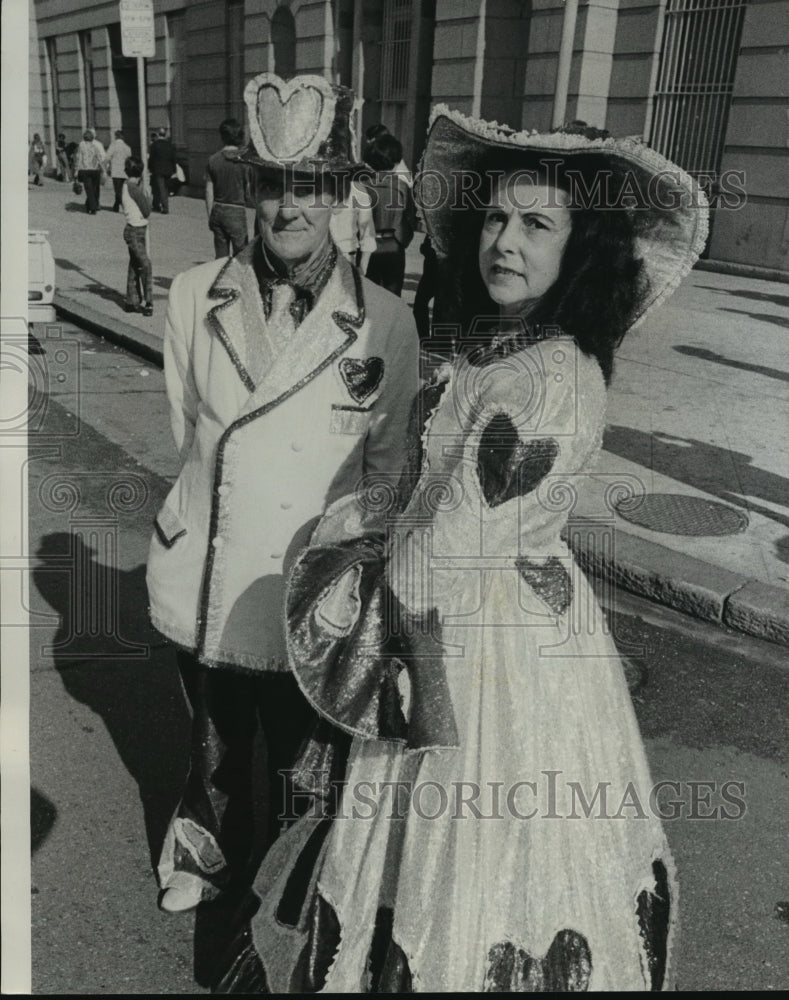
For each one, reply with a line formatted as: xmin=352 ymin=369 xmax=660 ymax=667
xmin=255 ymin=172 xmax=337 ymax=265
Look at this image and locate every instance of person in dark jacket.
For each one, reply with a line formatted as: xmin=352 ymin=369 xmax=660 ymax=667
xmin=148 ymin=126 xmax=177 ymax=214
xmin=204 ymin=118 xmax=252 ymax=258
xmin=361 ymin=133 xmax=416 ymax=296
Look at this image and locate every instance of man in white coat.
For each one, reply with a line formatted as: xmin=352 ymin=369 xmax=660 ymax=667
xmin=147 ymin=73 xmax=420 ymax=913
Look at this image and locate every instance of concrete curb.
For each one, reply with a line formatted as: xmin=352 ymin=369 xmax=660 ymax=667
xmin=566 ymin=520 xmax=789 ymax=647
xmin=54 ymin=292 xmax=164 ymax=367
xmin=694 ymin=259 xmax=789 ymax=285
xmin=55 ymin=294 xmax=789 ymax=649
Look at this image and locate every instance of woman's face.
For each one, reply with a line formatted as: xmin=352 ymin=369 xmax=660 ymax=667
xmin=478 ymin=171 xmax=572 ymax=316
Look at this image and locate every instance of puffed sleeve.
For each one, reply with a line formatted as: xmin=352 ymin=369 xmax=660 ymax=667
xmin=285 ymin=530 xmax=458 ymax=752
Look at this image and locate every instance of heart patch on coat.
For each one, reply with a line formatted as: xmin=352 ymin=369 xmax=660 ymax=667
xmin=339 ymin=357 xmax=384 ymax=405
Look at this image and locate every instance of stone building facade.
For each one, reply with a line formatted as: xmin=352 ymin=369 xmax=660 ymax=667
xmin=29 ymin=0 xmax=789 ymax=272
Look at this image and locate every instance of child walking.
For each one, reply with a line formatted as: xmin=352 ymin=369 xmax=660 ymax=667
xmin=122 ymin=156 xmax=154 ymax=316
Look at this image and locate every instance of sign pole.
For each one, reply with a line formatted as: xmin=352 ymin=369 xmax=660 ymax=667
xmin=137 ymin=55 xmax=151 ymax=255
xmin=138 ymin=55 xmax=148 ymax=183
xmin=120 ymin=0 xmax=155 ymax=259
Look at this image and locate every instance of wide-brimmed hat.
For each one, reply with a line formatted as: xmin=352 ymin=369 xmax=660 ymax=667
xmin=238 ymin=72 xmax=364 ymax=179
xmin=416 ymin=105 xmax=710 ymax=328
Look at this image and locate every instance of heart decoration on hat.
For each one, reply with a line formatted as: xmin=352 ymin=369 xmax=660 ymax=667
xmin=339 ymin=357 xmax=384 ymax=405
xmin=245 ymin=74 xmax=337 ymax=164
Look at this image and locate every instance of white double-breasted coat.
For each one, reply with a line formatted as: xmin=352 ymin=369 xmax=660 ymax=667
xmin=146 ymin=242 xmax=420 ymax=672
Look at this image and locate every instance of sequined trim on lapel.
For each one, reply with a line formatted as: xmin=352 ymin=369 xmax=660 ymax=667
xmin=206 ymin=244 xmax=260 ymax=393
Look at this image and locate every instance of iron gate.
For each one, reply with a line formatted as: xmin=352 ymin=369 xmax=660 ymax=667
xmin=650 ymin=0 xmax=748 ymax=178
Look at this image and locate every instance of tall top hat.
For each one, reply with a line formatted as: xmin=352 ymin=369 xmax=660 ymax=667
xmin=238 ymin=72 xmax=363 ymax=177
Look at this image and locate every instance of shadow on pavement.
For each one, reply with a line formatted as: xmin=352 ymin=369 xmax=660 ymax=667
xmin=84 ymin=282 xmax=128 ymax=310
xmin=54 ymin=256 xmax=84 ymax=271
xmin=696 ymin=284 xmax=789 ymax=309
xmin=717 ymin=308 xmax=789 ymax=330
xmin=603 ymin=425 xmax=789 ymax=530
xmin=32 ymin=531 xmax=190 ymax=873
xmin=31 ymin=786 xmax=57 ymax=853
xmin=774 ymin=535 xmax=789 ymax=567
xmin=673 ymin=345 xmax=789 ymax=383
xmin=64 ymin=202 xmax=97 ymax=213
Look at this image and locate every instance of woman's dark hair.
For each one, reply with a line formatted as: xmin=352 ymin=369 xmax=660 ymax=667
xmin=363 ymin=133 xmax=402 ymax=173
xmin=125 ymin=156 xmax=144 ymax=178
xmin=365 ymin=123 xmax=389 ymax=143
xmin=441 ymin=150 xmax=647 ymax=384
xmin=219 ymin=117 xmax=244 ymax=146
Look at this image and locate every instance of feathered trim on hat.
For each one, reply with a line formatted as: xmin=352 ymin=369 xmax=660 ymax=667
xmin=416 ymin=104 xmax=710 ymax=330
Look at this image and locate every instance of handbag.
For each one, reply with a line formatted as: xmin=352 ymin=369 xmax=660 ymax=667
xmin=72 ymin=179 xmax=83 ymax=195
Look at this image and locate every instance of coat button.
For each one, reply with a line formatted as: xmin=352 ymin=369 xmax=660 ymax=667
xmin=212 ymin=536 xmax=224 ymax=548
xmin=291 ymin=441 xmax=303 ymax=452
xmin=280 ymin=501 xmax=292 ymax=510
xmin=217 ymin=484 xmax=230 ymax=497
xmin=270 ymin=552 xmax=283 ymax=559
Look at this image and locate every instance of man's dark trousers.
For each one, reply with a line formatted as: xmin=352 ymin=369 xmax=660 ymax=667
xmin=152 ymin=174 xmax=170 ymax=213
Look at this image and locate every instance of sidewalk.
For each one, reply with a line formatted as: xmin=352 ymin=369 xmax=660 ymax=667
xmin=28 ymin=180 xmax=789 ymax=645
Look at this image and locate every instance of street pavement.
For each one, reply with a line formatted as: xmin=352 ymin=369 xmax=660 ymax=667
xmin=23 ymin=322 xmax=789 ymax=991
xmin=27 ymin=177 xmax=789 ymax=646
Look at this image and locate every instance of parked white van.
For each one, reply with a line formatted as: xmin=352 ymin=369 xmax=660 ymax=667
xmin=28 ymin=229 xmax=56 ymax=323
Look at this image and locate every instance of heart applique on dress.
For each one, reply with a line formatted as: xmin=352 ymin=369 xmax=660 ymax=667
xmin=339 ymin=357 xmax=384 ymax=405
xmin=484 ymin=930 xmax=593 ymax=991
xmin=476 ymin=413 xmax=559 ymax=508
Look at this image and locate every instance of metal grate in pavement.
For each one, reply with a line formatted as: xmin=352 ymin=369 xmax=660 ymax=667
xmin=614 ymin=492 xmax=749 ymax=537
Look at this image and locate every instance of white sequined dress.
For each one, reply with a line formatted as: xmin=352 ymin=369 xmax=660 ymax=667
xmin=244 ymin=337 xmax=677 ymax=993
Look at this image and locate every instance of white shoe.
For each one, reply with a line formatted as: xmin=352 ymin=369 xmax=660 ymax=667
xmin=158 ymin=885 xmax=203 ymax=913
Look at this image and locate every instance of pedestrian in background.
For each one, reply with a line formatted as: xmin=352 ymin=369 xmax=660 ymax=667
xmin=330 ymin=179 xmax=377 ymax=272
xmin=362 ymin=131 xmax=417 ymax=296
xmin=121 ymin=156 xmax=154 ymax=317
xmin=75 ymin=128 xmax=106 ymax=214
xmin=55 ymin=132 xmax=73 ymax=182
xmin=105 ymin=130 xmax=133 ymax=212
xmin=29 ymin=133 xmax=46 ymax=186
xmin=204 ymin=118 xmax=251 ymax=258
xmin=148 ymin=126 xmax=177 ymax=214
xmin=364 ymin=122 xmax=413 ymax=187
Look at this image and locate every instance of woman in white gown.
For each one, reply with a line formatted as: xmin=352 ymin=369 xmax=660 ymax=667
xmin=217 ymin=108 xmax=709 ymax=993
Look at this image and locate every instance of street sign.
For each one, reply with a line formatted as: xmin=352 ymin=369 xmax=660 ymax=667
xmin=120 ymin=0 xmax=155 ymax=59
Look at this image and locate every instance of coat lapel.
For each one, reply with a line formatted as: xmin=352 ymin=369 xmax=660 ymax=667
xmin=206 ymin=244 xmax=264 ymax=394
xmin=206 ymin=245 xmax=365 ymax=420
xmin=241 ymin=251 xmax=365 ymax=421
